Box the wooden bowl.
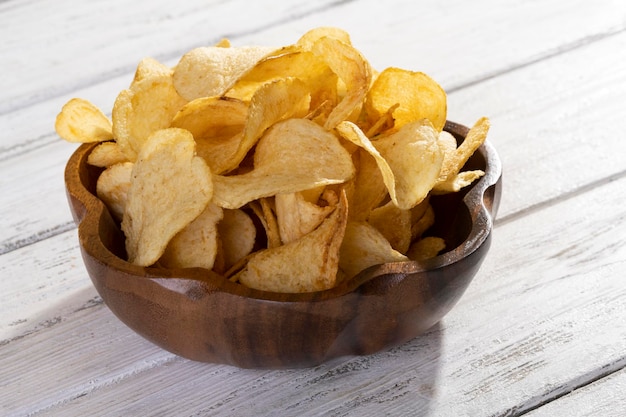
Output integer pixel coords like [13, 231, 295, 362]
[65, 121, 502, 369]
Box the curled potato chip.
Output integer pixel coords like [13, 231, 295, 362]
[55, 98, 113, 143]
[122, 128, 213, 266]
[96, 162, 133, 221]
[172, 45, 275, 101]
[160, 203, 223, 270]
[212, 118, 354, 209]
[224, 77, 311, 172]
[364, 67, 447, 132]
[339, 221, 408, 279]
[309, 37, 372, 130]
[367, 201, 413, 254]
[87, 141, 129, 168]
[236, 190, 348, 293]
[133, 57, 173, 83]
[171, 96, 248, 140]
[346, 148, 389, 221]
[296, 26, 352, 49]
[217, 209, 257, 271]
[337, 119, 443, 210]
[112, 74, 187, 161]
[275, 190, 336, 244]
[434, 117, 489, 192]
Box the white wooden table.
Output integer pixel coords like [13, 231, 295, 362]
[2, 1, 626, 415]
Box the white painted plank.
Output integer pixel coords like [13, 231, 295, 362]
[2, 0, 625, 115]
[525, 368, 626, 417]
[2, 161, 625, 417]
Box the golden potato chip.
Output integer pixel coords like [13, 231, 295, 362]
[87, 141, 129, 168]
[364, 67, 447, 132]
[96, 162, 133, 221]
[224, 77, 311, 172]
[367, 201, 412, 254]
[236, 190, 348, 293]
[55, 98, 113, 143]
[112, 74, 187, 161]
[172, 45, 275, 101]
[407, 236, 446, 261]
[212, 118, 354, 209]
[434, 117, 489, 192]
[226, 49, 339, 116]
[217, 209, 256, 271]
[339, 221, 408, 279]
[310, 36, 372, 130]
[159, 203, 223, 270]
[121, 128, 213, 266]
[275, 190, 336, 244]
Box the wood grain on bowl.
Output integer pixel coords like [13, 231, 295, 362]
[64, 121, 502, 369]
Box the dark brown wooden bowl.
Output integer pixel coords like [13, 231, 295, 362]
[65, 120, 502, 369]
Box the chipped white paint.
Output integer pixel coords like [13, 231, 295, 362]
[2, 0, 626, 416]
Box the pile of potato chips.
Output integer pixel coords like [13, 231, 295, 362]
[55, 27, 489, 293]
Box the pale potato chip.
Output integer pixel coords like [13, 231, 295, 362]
[346, 148, 388, 221]
[411, 202, 435, 240]
[132, 57, 172, 83]
[236, 190, 348, 293]
[121, 128, 213, 266]
[212, 118, 354, 209]
[171, 96, 247, 140]
[172, 45, 275, 101]
[96, 162, 133, 221]
[339, 221, 408, 279]
[364, 67, 447, 132]
[217, 209, 256, 271]
[55, 98, 113, 143]
[337, 119, 443, 210]
[223, 77, 311, 172]
[296, 26, 352, 49]
[87, 141, 129, 168]
[275, 190, 336, 244]
[407, 236, 446, 261]
[367, 201, 412, 254]
[112, 74, 187, 161]
[160, 203, 223, 270]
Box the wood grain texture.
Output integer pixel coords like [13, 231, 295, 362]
[2, 0, 626, 415]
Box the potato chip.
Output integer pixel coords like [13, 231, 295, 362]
[112, 74, 187, 161]
[171, 96, 247, 140]
[339, 221, 408, 279]
[236, 190, 348, 293]
[364, 67, 447, 132]
[172, 45, 275, 101]
[337, 119, 442, 210]
[223, 77, 311, 172]
[296, 26, 352, 49]
[87, 141, 129, 168]
[310, 37, 372, 130]
[407, 236, 446, 261]
[434, 117, 489, 192]
[121, 128, 213, 266]
[346, 148, 389, 221]
[55, 98, 113, 143]
[160, 203, 223, 270]
[367, 201, 413, 254]
[226, 49, 339, 116]
[132, 57, 173, 83]
[96, 162, 133, 221]
[217, 209, 256, 271]
[212, 118, 354, 209]
[275, 190, 336, 244]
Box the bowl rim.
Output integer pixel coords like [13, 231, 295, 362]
[65, 120, 502, 303]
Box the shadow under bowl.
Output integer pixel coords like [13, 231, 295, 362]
[65, 120, 502, 369]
